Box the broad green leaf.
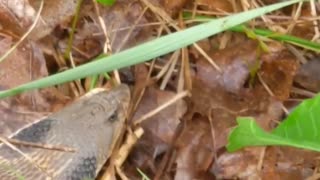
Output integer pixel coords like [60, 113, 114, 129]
[96, 0, 115, 6]
[227, 94, 320, 152]
[272, 94, 320, 140]
[0, 0, 302, 98]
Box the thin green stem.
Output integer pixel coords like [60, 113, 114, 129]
[64, 0, 84, 60]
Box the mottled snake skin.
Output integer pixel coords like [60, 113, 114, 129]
[0, 85, 130, 180]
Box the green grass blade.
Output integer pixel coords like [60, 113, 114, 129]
[227, 94, 320, 152]
[137, 168, 151, 180]
[231, 25, 320, 52]
[96, 0, 116, 6]
[184, 11, 320, 52]
[0, 0, 302, 98]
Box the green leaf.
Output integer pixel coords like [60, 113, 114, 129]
[96, 0, 115, 6]
[272, 94, 320, 140]
[227, 94, 320, 152]
[0, 0, 302, 98]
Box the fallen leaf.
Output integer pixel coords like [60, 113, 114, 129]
[0, 36, 67, 135]
[213, 146, 311, 179]
[260, 52, 298, 100]
[99, 1, 151, 52]
[211, 148, 263, 179]
[163, 0, 189, 16]
[0, 0, 25, 36]
[132, 87, 187, 144]
[28, 0, 78, 40]
[294, 58, 320, 92]
[196, 0, 233, 12]
[174, 115, 214, 180]
[195, 41, 259, 94]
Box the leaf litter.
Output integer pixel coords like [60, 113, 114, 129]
[0, 0, 320, 179]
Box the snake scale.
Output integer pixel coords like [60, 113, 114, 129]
[0, 85, 130, 180]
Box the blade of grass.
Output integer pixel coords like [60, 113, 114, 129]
[137, 168, 151, 180]
[64, 0, 83, 60]
[96, 0, 116, 6]
[232, 25, 320, 52]
[89, 54, 111, 90]
[0, 0, 303, 98]
[183, 12, 320, 52]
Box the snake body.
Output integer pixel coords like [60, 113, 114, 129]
[0, 85, 130, 180]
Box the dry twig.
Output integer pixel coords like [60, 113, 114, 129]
[0, 0, 44, 63]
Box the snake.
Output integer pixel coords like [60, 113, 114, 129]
[0, 84, 130, 180]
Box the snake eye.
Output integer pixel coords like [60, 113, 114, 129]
[108, 110, 118, 123]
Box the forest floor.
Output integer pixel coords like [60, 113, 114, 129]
[0, 0, 320, 179]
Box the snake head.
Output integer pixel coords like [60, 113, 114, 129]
[51, 84, 130, 179]
[0, 85, 130, 179]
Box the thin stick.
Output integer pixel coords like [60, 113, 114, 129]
[208, 110, 218, 161]
[92, 0, 120, 84]
[116, 7, 149, 52]
[257, 147, 266, 171]
[309, 0, 320, 41]
[139, 0, 221, 72]
[2, 137, 75, 152]
[291, 87, 316, 98]
[258, 73, 289, 115]
[114, 127, 144, 167]
[92, 0, 112, 54]
[68, 52, 85, 95]
[0, 0, 44, 63]
[129, 25, 166, 119]
[160, 50, 180, 90]
[154, 51, 179, 80]
[0, 137, 52, 178]
[134, 91, 189, 125]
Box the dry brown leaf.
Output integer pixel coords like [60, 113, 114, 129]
[212, 148, 263, 179]
[0, 36, 67, 136]
[123, 86, 187, 179]
[28, 0, 77, 40]
[190, 79, 283, 148]
[195, 41, 259, 94]
[261, 147, 317, 180]
[0, 0, 77, 40]
[99, 1, 150, 52]
[196, 0, 233, 12]
[132, 87, 187, 144]
[52, 1, 151, 67]
[174, 116, 214, 180]
[260, 53, 298, 100]
[123, 130, 165, 179]
[294, 58, 320, 92]
[0, 0, 25, 36]
[212, 147, 312, 179]
[1, 0, 35, 26]
[287, 4, 316, 40]
[163, 0, 189, 16]
[241, 146, 317, 180]
[195, 39, 298, 100]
